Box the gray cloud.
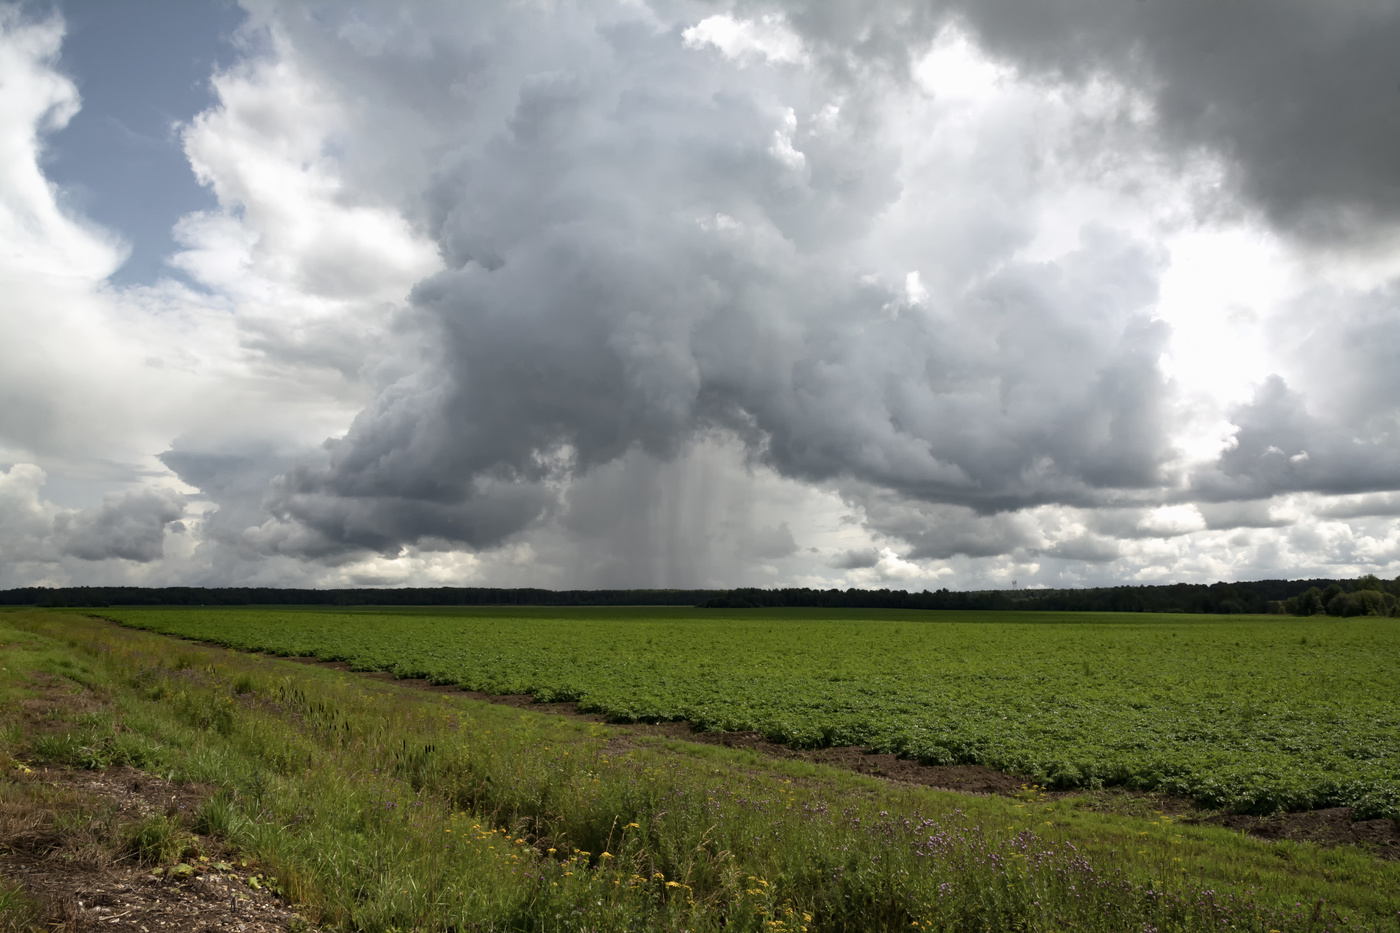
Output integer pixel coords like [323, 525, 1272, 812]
[271, 229, 1172, 554]
[1196, 375, 1400, 501]
[1315, 493, 1400, 520]
[1042, 533, 1120, 564]
[853, 490, 1037, 561]
[54, 488, 185, 562]
[778, 0, 1400, 245]
[829, 547, 880, 569]
[1272, 282, 1400, 437]
[1196, 499, 1291, 531]
[497, 439, 810, 588]
[205, 1, 1183, 562]
[13, 0, 1388, 590]
[159, 444, 319, 572]
[160, 447, 290, 525]
[745, 523, 798, 560]
[1086, 508, 1199, 540]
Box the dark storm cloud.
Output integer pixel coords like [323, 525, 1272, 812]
[54, 488, 184, 562]
[236, 1, 1180, 558]
[267, 468, 554, 557]
[777, 0, 1400, 244]
[164, 439, 549, 559]
[272, 221, 1172, 553]
[161, 447, 287, 517]
[205, 0, 1400, 572]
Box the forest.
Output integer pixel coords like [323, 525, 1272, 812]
[4, 575, 1399, 615]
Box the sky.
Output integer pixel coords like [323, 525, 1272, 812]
[3, 0, 1400, 592]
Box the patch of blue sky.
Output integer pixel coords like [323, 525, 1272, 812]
[43, 0, 246, 286]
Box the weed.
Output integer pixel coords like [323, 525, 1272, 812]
[123, 814, 190, 866]
[31, 733, 112, 770]
[193, 792, 241, 839]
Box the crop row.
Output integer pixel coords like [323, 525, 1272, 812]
[102, 607, 1400, 818]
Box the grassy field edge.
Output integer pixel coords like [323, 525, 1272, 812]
[95, 606, 1400, 822]
[2, 610, 1397, 932]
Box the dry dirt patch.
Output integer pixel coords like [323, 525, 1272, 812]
[1, 766, 311, 933]
[1197, 807, 1400, 856]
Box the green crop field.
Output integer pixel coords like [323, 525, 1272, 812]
[103, 606, 1400, 818]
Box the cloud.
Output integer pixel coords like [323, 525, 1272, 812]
[1042, 533, 1120, 564]
[228, 0, 1178, 560]
[0, 8, 121, 279]
[4, 0, 1400, 592]
[780, 0, 1400, 246]
[1087, 505, 1205, 540]
[1315, 493, 1400, 520]
[745, 522, 798, 560]
[854, 491, 1037, 561]
[0, 463, 60, 565]
[171, 21, 442, 384]
[0, 464, 183, 572]
[1196, 375, 1400, 501]
[55, 488, 186, 562]
[1196, 499, 1292, 531]
[0, 4, 400, 500]
[829, 547, 880, 570]
[683, 13, 808, 67]
[0, 9, 151, 472]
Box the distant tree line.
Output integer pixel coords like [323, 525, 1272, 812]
[2, 577, 1397, 615]
[695, 579, 1385, 615]
[1282, 575, 1400, 617]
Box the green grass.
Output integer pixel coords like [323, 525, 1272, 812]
[103, 606, 1400, 818]
[0, 877, 41, 933]
[123, 812, 196, 866]
[1, 611, 1398, 930]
